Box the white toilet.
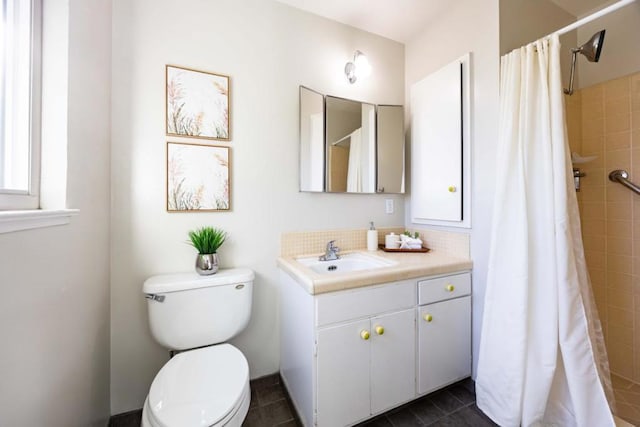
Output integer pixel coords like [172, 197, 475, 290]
[141, 268, 254, 427]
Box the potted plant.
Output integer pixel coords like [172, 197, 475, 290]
[188, 226, 227, 275]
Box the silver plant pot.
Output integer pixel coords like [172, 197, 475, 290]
[195, 253, 219, 275]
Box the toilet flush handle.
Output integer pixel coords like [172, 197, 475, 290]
[145, 294, 165, 303]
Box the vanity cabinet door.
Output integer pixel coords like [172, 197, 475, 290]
[370, 308, 416, 415]
[316, 319, 371, 427]
[418, 296, 471, 395]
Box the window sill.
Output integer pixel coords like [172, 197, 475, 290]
[0, 209, 79, 234]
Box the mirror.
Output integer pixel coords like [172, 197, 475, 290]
[299, 87, 325, 192]
[299, 87, 405, 194]
[376, 105, 404, 193]
[325, 96, 376, 193]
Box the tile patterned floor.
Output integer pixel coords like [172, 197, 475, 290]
[243, 374, 497, 427]
[110, 372, 640, 427]
[613, 374, 640, 426]
[109, 374, 496, 427]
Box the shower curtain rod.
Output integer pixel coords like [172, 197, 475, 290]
[547, 0, 636, 37]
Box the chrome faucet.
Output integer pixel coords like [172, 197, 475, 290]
[319, 240, 340, 261]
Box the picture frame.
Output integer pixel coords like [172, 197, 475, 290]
[167, 142, 230, 212]
[166, 65, 230, 140]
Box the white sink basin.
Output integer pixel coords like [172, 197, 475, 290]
[296, 252, 396, 274]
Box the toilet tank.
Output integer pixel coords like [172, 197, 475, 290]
[143, 268, 254, 350]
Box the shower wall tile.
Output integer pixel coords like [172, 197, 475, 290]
[634, 147, 640, 165]
[607, 220, 632, 239]
[605, 77, 630, 101]
[636, 346, 640, 383]
[606, 183, 633, 203]
[609, 325, 634, 346]
[606, 113, 631, 134]
[610, 343, 634, 379]
[608, 306, 634, 328]
[582, 83, 604, 104]
[582, 218, 606, 234]
[633, 111, 640, 130]
[608, 288, 633, 311]
[607, 253, 633, 275]
[583, 102, 605, 123]
[631, 74, 640, 110]
[607, 202, 632, 221]
[578, 71, 640, 383]
[608, 272, 634, 292]
[606, 149, 632, 170]
[605, 97, 631, 118]
[566, 92, 582, 153]
[606, 131, 631, 151]
[585, 250, 606, 270]
[589, 268, 606, 285]
[581, 201, 605, 219]
[584, 234, 605, 251]
[581, 186, 605, 202]
[585, 168, 606, 186]
[583, 117, 605, 137]
[582, 135, 604, 155]
[607, 237, 632, 256]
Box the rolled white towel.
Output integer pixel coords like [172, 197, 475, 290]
[400, 236, 423, 249]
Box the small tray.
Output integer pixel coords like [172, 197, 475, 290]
[378, 244, 430, 253]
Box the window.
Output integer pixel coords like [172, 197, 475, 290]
[0, 0, 42, 210]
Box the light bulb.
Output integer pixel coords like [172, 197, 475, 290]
[353, 51, 371, 79]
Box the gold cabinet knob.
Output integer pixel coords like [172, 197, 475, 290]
[446, 284, 455, 292]
[360, 330, 370, 340]
[448, 186, 457, 193]
[424, 314, 433, 322]
[375, 325, 384, 335]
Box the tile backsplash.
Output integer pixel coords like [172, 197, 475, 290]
[281, 227, 470, 258]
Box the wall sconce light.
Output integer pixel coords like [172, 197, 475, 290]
[345, 50, 372, 84]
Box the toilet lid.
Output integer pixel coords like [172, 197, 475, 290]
[147, 344, 249, 427]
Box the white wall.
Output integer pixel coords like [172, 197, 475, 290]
[405, 0, 500, 377]
[110, 0, 405, 413]
[0, 0, 111, 426]
[578, 1, 640, 88]
[500, 0, 577, 89]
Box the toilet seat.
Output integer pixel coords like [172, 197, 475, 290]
[144, 344, 250, 427]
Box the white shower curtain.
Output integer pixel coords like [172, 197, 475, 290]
[346, 128, 362, 192]
[476, 34, 615, 426]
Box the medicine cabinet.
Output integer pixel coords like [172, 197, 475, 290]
[299, 86, 405, 194]
[410, 53, 471, 227]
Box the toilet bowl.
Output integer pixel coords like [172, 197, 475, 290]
[142, 269, 255, 427]
[142, 344, 250, 427]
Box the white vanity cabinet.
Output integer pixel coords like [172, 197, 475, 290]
[314, 279, 416, 426]
[317, 308, 416, 426]
[279, 269, 471, 427]
[417, 272, 472, 394]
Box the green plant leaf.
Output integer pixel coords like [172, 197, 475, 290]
[187, 226, 227, 254]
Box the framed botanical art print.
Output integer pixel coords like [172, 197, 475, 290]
[167, 142, 230, 211]
[166, 65, 230, 140]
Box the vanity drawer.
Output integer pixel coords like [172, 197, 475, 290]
[316, 280, 416, 327]
[418, 272, 471, 305]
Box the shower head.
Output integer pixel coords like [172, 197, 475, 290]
[575, 30, 606, 62]
[564, 29, 606, 95]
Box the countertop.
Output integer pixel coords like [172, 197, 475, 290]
[277, 249, 473, 295]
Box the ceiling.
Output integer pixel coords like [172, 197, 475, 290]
[550, 0, 614, 17]
[274, 0, 453, 43]
[276, 0, 614, 44]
